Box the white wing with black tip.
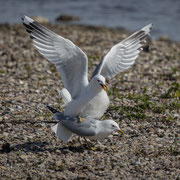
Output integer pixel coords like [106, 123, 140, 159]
[92, 24, 152, 79]
[22, 16, 89, 99]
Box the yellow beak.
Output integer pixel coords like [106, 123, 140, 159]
[100, 84, 107, 91]
[119, 129, 125, 135]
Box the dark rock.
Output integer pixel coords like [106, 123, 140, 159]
[159, 35, 171, 42]
[56, 14, 80, 22]
[1, 143, 12, 153]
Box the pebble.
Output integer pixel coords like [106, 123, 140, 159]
[55, 160, 62, 167]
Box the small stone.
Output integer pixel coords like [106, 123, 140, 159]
[96, 144, 106, 151]
[20, 155, 27, 161]
[55, 160, 62, 167]
[3, 132, 9, 137]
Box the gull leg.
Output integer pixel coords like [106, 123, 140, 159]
[84, 137, 96, 151]
[78, 137, 85, 149]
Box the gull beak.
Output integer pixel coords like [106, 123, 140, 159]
[119, 129, 125, 135]
[100, 84, 107, 91]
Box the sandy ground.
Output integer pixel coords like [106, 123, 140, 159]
[0, 23, 180, 179]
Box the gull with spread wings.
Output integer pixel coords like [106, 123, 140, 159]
[22, 16, 152, 142]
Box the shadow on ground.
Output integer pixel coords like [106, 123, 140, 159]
[0, 141, 87, 154]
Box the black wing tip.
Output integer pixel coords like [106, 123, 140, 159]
[149, 23, 153, 30]
[21, 15, 26, 21]
[142, 23, 153, 34]
[22, 15, 27, 23]
[45, 105, 59, 113]
[21, 15, 34, 24]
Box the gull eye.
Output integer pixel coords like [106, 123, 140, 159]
[111, 124, 116, 128]
[97, 80, 100, 82]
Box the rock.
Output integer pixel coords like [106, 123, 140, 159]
[32, 16, 49, 23]
[20, 155, 28, 161]
[159, 35, 170, 42]
[3, 132, 9, 137]
[55, 160, 62, 167]
[56, 14, 80, 22]
[96, 144, 106, 151]
[1, 143, 12, 153]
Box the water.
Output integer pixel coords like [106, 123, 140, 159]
[0, 0, 180, 41]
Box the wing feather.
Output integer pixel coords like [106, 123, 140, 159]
[22, 16, 89, 99]
[92, 24, 152, 79]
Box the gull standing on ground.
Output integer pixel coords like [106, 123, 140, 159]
[22, 16, 152, 142]
[46, 105, 122, 144]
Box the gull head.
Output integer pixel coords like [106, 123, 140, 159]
[102, 120, 120, 133]
[91, 75, 107, 91]
[99, 120, 124, 136]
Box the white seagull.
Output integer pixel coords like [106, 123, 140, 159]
[22, 16, 152, 142]
[46, 105, 122, 144]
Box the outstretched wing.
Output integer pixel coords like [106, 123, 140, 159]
[22, 16, 89, 99]
[92, 24, 152, 79]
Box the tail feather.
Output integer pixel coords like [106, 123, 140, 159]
[51, 123, 72, 143]
[46, 105, 59, 113]
[46, 104, 73, 143]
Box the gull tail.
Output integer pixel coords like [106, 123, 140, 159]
[46, 105, 72, 143]
[51, 123, 72, 143]
[46, 105, 59, 113]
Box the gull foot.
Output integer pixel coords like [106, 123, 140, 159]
[77, 116, 84, 123]
[90, 146, 97, 151]
[83, 137, 96, 151]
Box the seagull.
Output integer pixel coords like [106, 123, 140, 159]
[22, 16, 152, 142]
[46, 105, 123, 144]
[22, 16, 152, 119]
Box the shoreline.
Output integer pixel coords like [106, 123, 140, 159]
[0, 22, 179, 44]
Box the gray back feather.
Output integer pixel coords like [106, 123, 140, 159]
[53, 112, 97, 136]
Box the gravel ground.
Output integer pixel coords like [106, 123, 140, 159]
[0, 23, 180, 180]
